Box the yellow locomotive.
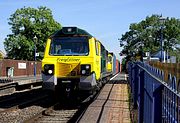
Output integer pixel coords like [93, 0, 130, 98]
[107, 52, 117, 75]
[42, 27, 114, 95]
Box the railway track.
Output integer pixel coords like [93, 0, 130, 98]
[0, 94, 49, 114]
[0, 99, 54, 123]
[0, 89, 96, 123]
[22, 88, 101, 123]
[0, 79, 42, 96]
[0, 79, 109, 123]
[24, 102, 78, 123]
[0, 88, 55, 123]
[0, 82, 17, 96]
[0, 88, 47, 108]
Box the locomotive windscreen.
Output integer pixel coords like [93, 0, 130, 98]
[49, 37, 89, 56]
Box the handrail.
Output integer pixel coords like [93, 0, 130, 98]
[128, 61, 179, 123]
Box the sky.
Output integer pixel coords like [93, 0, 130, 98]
[0, 0, 180, 61]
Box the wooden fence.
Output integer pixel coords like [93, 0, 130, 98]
[149, 61, 180, 83]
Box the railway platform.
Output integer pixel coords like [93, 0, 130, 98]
[0, 75, 42, 84]
[79, 73, 131, 123]
[0, 75, 42, 96]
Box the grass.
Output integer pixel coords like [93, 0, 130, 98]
[127, 84, 138, 123]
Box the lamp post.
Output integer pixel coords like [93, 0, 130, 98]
[140, 43, 144, 62]
[33, 35, 37, 78]
[159, 17, 166, 62]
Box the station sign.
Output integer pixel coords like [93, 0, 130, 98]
[18, 63, 26, 69]
[36, 53, 39, 57]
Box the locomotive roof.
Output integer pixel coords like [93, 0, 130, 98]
[51, 27, 93, 38]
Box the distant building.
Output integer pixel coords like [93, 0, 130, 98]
[150, 50, 176, 63]
[170, 56, 176, 63]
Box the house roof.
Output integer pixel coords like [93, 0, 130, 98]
[151, 50, 169, 59]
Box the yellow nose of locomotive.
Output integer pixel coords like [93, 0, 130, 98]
[57, 62, 80, 77]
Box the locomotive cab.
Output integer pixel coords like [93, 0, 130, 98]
[107, 53, 113, 73]
[42, 27, 102, 94]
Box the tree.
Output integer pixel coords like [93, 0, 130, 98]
[119, 15, 180, 61]
[4, 6, 61, 60]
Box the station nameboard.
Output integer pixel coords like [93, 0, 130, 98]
[18, 63, 26, 69]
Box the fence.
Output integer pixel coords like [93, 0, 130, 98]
[128, 62, 180, 123]
[149, 61, 180, 83]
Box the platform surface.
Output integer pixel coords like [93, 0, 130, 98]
[79, 73, 130, 123]
[0, 75, 42, 85]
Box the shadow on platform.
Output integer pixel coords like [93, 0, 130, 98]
[108, 80, 128, 84]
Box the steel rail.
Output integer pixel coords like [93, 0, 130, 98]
[0, 94, 49, 114]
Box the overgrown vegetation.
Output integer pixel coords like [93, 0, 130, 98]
[128, 84, 138, 123]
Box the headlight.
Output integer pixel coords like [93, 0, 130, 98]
[82, 70, 86, 75]
[81, 64, 91, 75]
[48, 70, 53, 74]
[85, 65, 90, 69]
[43, 64, 54, 75]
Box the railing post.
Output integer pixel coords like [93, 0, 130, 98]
[138, 68, 144, 123]
[133, 64, 139, 108]
[128, 62, 133, 90]
[153, 84, 164, 123]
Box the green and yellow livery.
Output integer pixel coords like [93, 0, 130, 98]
[42, 27, 114, 94]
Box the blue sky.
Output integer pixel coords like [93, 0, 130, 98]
[0, 0, 180, 60]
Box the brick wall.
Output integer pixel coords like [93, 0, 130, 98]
[0, 59, 42, 77]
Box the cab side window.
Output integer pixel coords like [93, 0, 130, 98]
[108, 56, 112, 63]
[95, 41, 99, 56]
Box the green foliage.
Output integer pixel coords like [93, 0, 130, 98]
[121, 57, 128, 72]
[120, 14, 180, 61]
[4, 6, 61, 60]
[169, 47, 180, 62]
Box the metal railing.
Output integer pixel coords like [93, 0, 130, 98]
[128, 62, 180, 123]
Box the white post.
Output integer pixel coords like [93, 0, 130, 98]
[163, 51, 166, 63]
